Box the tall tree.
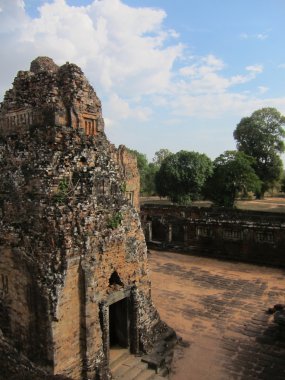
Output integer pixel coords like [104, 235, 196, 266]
[152, 149, 173, 167]
[155, 150, 213, 204]
[233, 107, 285, 197]
[204, 151, 261, 207]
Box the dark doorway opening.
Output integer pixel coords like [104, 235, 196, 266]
[172, 224, 184, 242]
[152, 219, 166, 241]
[109, 298, 129, 348]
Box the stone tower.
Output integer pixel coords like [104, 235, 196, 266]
[0, 57, 172, 379]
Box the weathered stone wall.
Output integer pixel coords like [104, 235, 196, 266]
[141, 204, 285, 267]
[0, 331, 51, 380]
[53, 259, 82, 379]
[0, 248, 31, 348]
[0, 56, 103, 137]
[0, 245, 52, 368]
[0, 58, 166, 380]
[113, 145, 140, 211]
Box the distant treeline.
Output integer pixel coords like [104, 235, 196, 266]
[128, 107, 285, 207]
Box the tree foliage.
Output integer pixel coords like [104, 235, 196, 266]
[152, 148, 173, 167]
[233, 107, 285, 197]
[204, 151, 261, 207]
[143, 162, 159, 195]
[128, 148, 174, 195]
[127, 149, 148, 174]
[155, 150, 213, 204]
[127, 149, 149, 194]
[281, 172, 285, 194]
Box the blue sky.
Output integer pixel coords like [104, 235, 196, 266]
[1, 0, 285, 162]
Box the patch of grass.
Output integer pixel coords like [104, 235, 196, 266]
[120, 182, 127, 193]
[53, 178, 69, 204]
[107, 212, 123, 229]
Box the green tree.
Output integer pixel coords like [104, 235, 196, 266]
[127, 148, 173, 196]
[152, 148, 173, 166]
[144, 162, 159, 195]
[155, 150, 213, 204]
[127, 149, 149, 194]
[138, 149, 173, 196]
[233, 107, 285, 197]
[281, 172, 285, 194]
[204, 151, 261, 207]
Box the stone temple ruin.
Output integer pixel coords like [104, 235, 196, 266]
[0, 57, 174, 379]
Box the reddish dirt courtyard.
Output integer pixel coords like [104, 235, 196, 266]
[149, 250, 285, 380]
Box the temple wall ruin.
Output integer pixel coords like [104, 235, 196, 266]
[0, 109, 43, 135]
[0, 57, 170, 380]
[111, 145, 140, 211]
[0, 57, 103, 137]
[141, 204, 285, 267]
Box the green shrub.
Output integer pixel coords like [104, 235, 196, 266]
[53, 178, 69, 204]
[107, 212, 123, 229]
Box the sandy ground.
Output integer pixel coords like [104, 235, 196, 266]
[149, 250, 285, 380]
[237, 197, 285, 213]
[141, 197, 285, 213]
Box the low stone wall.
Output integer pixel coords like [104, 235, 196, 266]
[140, 204, 285, 267]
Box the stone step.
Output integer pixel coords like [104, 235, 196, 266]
[110, 348, 129, 370]
[112, 355, 143, 378]
[120, 362, 149, 380]
[141, 353, 164, 372]
[133, 369, 157, 380]
[134, 369, 166, 380]
[110, 349, 168, 380]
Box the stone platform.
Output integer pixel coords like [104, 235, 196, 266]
[149, 250, 285, 380]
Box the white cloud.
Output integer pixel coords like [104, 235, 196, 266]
[246, 64, 263, 73]
[169, 91, 285, 120]
[105, 94, 152, 123]
[153, 58, 274, 120]
[239, 32, 269, 40]
[177, 56, 263, 99]
[0, 0, 183, 98]
[201, 54, 225, 70]
[256, 33, 268, 40]
[179, 54, 225, 77]
[258, 86, 268, 94]
[278, 63, 285, 69]
[0, 0, 28, 32]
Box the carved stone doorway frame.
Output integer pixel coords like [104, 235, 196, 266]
[99, 286, 140, 368]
